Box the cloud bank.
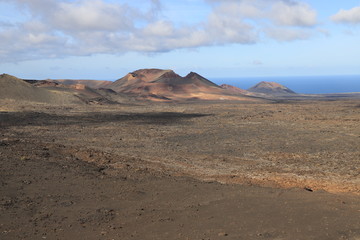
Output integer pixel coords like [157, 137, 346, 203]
[331, 6, 360, 24]
[0, 0, 319, 62]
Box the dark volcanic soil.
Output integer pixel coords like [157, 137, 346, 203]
[1, 99, 360, 239]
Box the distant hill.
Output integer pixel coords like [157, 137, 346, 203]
[248, 81, 296, 95]
[109, 69, 217, 93]
[0, 74, 81, 104]
[109, 69, 256, 101]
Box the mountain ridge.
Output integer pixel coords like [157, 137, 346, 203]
[1, 70, 303, 103]
[108, 69, 254, 101]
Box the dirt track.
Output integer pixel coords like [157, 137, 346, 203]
[1, 99, 360, 239]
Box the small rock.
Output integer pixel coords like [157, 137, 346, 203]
[218, 232, 228, 236]
[22, 180, 32, 185]
[20, 156, 30, 161]
[0, 141, 9, 146]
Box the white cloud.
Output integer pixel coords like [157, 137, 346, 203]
[317, 28, 330, 37]
[51, 0, 134, 32]
[331, 6, 360, 24]
[206, 9, 257, 44]
[265, 27, 311, 42]
[142, 21, 174, 37]
[206, 0, 318, 27]
[205, 0, 317, 43]
[270, 1, 317, 27]
[209, 1, 264, 19]
[0, 0, 319, 63]
[0, 25, 66, 62]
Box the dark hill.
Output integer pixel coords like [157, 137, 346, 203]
[0, 74, 81, 104]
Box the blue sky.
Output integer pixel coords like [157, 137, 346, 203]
[0, 0, 359, 80]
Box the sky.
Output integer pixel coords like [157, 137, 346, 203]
[0, 0, 359, 80]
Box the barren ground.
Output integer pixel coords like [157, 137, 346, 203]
[1, 99, 359, 239]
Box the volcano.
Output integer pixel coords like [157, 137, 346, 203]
[109, 69, 254, 101]
[248, 81, 296, 95]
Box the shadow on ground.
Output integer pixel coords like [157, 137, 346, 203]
[0, 111, 212, 127]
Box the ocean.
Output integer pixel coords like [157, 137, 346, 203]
[210, 75, 360, 94]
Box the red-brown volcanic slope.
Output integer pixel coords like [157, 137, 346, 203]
[220, 84, 249, 95]
[109, 69, 258, 101]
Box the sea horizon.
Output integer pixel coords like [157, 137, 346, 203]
[210, 74, 360, 94]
